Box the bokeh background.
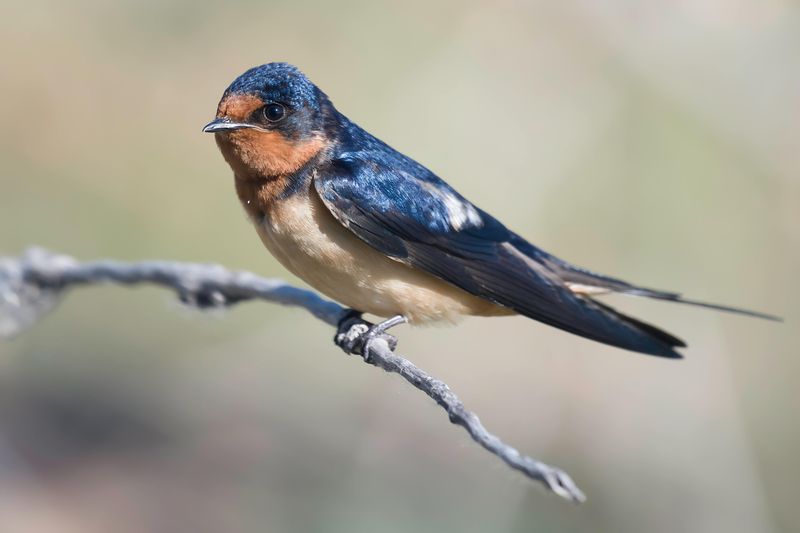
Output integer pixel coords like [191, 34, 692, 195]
[1, 1, 798, 532]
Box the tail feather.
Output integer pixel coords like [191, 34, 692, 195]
[622, 289, 782, 321]
[538, 254, 781, 322]
[504, 235, 781, 359]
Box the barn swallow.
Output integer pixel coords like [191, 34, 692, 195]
[203, 62, 778, 359]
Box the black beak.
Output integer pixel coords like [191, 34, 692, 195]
[202, 118, 254, 133]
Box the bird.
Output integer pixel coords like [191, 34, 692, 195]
[203, 62, 778, 359]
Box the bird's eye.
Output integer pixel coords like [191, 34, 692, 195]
[262, 103, 286, 122]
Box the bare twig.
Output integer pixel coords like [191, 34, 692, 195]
[0, 247, 585, 502]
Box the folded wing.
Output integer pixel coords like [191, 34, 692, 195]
[315, 156, 686, 358]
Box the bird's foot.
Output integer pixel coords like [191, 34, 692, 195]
[359, 315, 407, 362]
[334, 310, 407, 362]
[334, 309, 369, 354]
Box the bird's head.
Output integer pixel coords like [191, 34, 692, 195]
[204, 63, 330, 179]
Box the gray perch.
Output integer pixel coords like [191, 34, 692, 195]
[0, 247, 585, 502]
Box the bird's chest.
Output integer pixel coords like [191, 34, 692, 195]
[249, 184, 379, 305]
[256, 190, 354, 273]
[233, 175, 341, 270]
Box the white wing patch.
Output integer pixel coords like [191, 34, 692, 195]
[418, 180, 483, 231]
[441, 192, 483, 230]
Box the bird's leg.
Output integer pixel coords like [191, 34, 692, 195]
[334, 310, 406, 362]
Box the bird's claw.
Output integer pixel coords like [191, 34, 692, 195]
[334, 311, 404, 362]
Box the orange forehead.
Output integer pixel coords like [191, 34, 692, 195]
[216, 93, 264, 121]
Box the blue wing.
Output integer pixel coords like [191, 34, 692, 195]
[314, 154, 685, 358]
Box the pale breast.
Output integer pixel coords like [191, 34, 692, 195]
[253, 187, 512, 323]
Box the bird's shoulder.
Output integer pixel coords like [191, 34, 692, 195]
[319, 122, 502, 238]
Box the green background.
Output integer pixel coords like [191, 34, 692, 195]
[1, 1, 798, 532]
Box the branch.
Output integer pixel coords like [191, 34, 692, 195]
[0, 247, 585, 502]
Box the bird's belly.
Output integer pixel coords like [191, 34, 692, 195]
[253, 189, 512, 323]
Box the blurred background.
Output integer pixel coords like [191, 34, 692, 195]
[1, 0, 798, 531]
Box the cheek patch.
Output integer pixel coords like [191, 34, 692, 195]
[218, 129, 327, 179]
